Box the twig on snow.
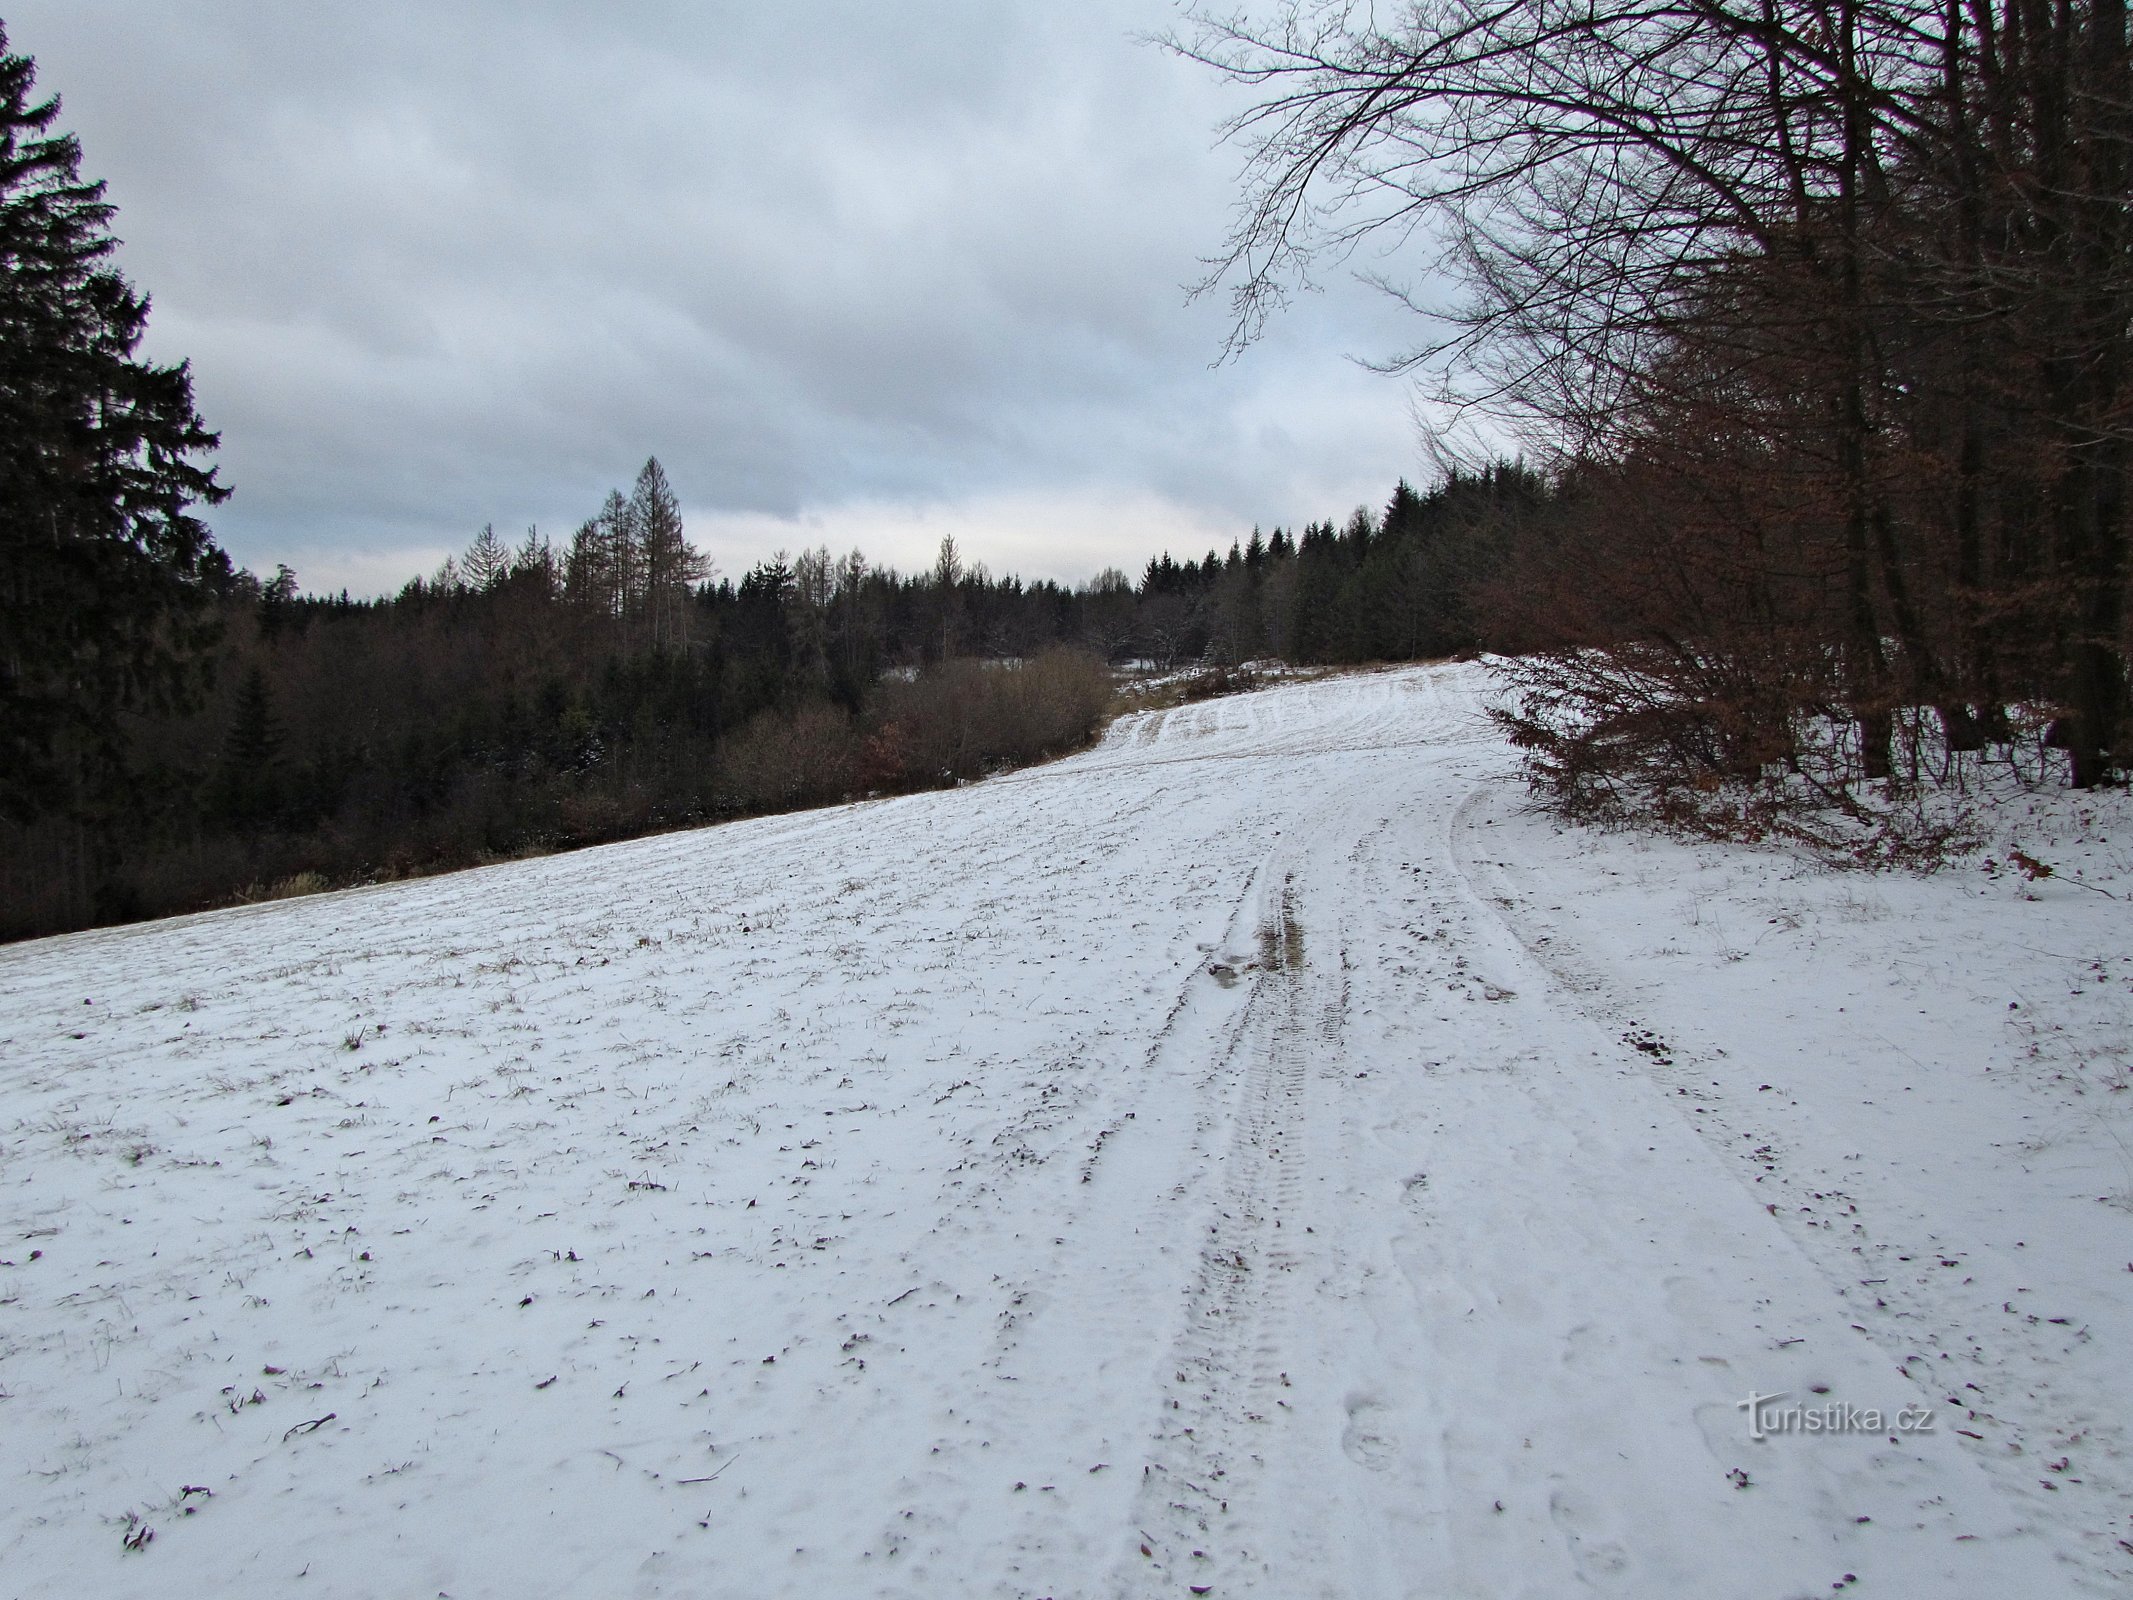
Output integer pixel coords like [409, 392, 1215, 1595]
[678, 1451, 743, 1486]
[282, 1412, 336, 1442]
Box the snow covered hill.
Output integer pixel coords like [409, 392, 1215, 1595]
[3, 665, 2128, 1598]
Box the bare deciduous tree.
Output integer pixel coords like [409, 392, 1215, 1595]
[1176, 0, 2131, 790]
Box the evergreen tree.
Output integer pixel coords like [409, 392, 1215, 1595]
[563, 515, 611, 613]
[509, 525, 558, 599]
[0, 28, 230, 822]
[210, 665, 282, 828]
[1289, 522, 1345, 662]
[258, 563, 300, 638]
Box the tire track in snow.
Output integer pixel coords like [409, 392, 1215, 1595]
[1114, 859, 1318, 1596]
[868, 856, 1279, 1596]
[1443, 757, 2133, 1592]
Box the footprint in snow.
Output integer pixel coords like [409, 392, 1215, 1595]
[1341, 1396, 1398, 1471]
[1549, 1486, 1632, 1582]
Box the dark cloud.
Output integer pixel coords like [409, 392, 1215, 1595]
[8, 1, 1426, 590]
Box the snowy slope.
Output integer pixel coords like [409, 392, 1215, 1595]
[1, 665, 2125, 1598]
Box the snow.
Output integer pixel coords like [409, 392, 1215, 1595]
[2, 664, 2126, 1597]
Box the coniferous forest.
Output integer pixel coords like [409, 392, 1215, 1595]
[2, 446, 1552, 941]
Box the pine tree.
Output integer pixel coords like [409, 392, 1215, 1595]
[563, 516, 611, 613]
[0, 28, 230, 822]
[511, 525, 557, 597]
[210, 665, 282, 829]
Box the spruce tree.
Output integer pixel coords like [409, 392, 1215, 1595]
[210, 664, 281, 829]
[0, 27, 229, 822]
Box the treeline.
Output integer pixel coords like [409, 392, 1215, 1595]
[1134, 463, 1554, 666]
[3, 447, 1555, 942]
[2, 460, 1110, 940]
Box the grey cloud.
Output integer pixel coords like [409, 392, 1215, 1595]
[9, 1, 1424, 589]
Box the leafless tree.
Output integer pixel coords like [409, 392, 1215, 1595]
[1175, 0, 2131, 788]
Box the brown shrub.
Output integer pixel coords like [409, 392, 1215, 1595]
[871, 649, 1111, 785]
[719, 701, 859, 813]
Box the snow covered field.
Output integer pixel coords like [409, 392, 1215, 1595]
[3, 664, 2129, 1598]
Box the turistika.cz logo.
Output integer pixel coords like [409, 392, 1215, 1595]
[1737, 1390, 1937, 1441]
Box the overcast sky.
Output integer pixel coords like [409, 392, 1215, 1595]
[10, 1, 1430, 595]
